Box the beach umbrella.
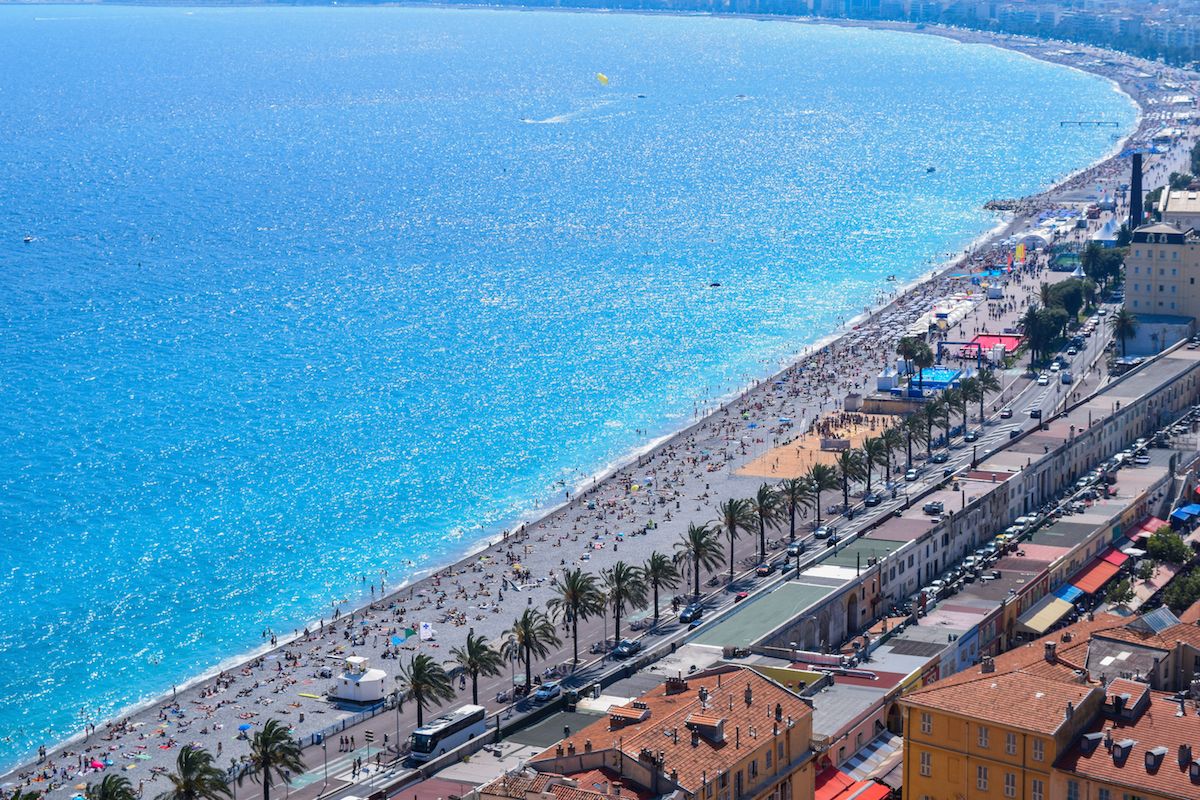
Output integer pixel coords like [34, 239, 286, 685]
[238, 723, 252, 731]
[90, 760, 105, 769]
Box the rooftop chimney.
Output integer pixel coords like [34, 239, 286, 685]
[1131, 152, 1144, 228]
[981, 656, 995, 674]
[1045, 641, 1057, 663]
[775, 702, 783, 722]
[745, 683, 753, 707]
[1179, 744, 1192, 767]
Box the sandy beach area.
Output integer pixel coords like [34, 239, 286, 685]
[4, 16, 1195, 800]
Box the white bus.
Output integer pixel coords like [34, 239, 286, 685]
[408, 704, 487, 762]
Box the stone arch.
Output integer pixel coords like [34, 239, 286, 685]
[846, 592, 860, 637]
[803, 616, 820, 652]
[818, 611, 832, 654]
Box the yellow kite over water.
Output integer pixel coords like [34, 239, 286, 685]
[596, 72, 609, 86]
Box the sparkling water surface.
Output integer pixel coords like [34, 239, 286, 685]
[0, 5, 1134, 767]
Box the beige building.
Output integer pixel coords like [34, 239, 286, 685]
[1162, 188, 1200, 232]
[1124, 223, 1200, 353]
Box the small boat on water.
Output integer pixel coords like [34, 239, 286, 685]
[710, 281, 722, 288]
[925, 166, 936, 173]
[23, 235, 33, 243]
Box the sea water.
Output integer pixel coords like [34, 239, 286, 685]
[0, 5, 1134, 768]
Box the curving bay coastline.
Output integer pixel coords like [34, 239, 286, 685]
[0, 11, 1175, 796]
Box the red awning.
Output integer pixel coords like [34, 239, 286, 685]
[1101, 546, 1129, 566]
[1072, 557, 1122, 594]
[815, 769, 892, 800]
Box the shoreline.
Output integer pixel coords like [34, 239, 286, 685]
[1, 10, 1177, 788]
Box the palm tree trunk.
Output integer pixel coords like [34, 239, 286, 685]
[263, 766, 270, 800]
[815, 490, 823, 527]
[906, 430, 913, 468]
[728, 533, 735, 580]
[416, 691, 424, 728]
[758, 518, 765, 563]
[693, 554, 700, 598]
[652, 582, 660, 623]
[788, 503, 796, 542]
[472, 671, 479, 706]
[572, 615, 579, 667]
[842, 477, 849, 510]
[865, 462, 873, 493]
[614, 603, 622, 641]
[524, 645, 532, 692]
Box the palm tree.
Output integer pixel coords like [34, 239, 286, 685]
[238, 720, 303, 800]
[87, 775, 137, 800]
[942, 387, 963, 440]
[749, 482, 784, 562]
[861, 436, 888, 494]
[911, 340, 935, 393]
[923, 397, 945, 458]
[643, 551, 680, 624]
[900, 413, 924, 469]
[547, 568, 604, 668]
[778, 476, 813, 542]
[834, 449, 866, 510]
[1021, 304, 1043, 366]
[714, 498, 757, 579]
[975, 368, 1001, 423]
[507, 609, 561, 693]
[1109, 307, 1138, 356]
[156, 746, 230, 800]
[399, 653, 456, 727]
[806, 463, 839, 528]
[958, 376, 979, 430]
[881, 425, 904, 483]
[896, 336, 920, 369]
[451, 631, 505, 705]
[1038, 281, 1056, 309]
[603, 561, 648, 641]
[673, 523, 725, 598]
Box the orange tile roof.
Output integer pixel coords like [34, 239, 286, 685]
[1179, 598, 1200, 625]
[1105, 677, 1150, 708]
[902, 669, 1098, 735]
[532, 666, 812, 793]
[1056, 690, 1200, 799]
[608, 705, 650, 721]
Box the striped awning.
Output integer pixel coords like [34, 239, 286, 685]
[1018, 595, 1074, 635]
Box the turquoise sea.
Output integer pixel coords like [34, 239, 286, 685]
[0, 5, 1134, 768]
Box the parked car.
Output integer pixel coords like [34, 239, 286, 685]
[1030, 408, 1043, 420]
[534, 681, 562, 702]
[864, 492, 883, 507]
[964, 430, 979, 443]
[679, 603, 704, 623]
[904, 469, 920, 482]
[787, 541, 807, 557]
[756, 562, 775, 577]
[1067, 347, 1078, 356]
[1133, 454, 1152, 465]
[813, 526, 834, 539]
[931, 452, 949, 464]
[1050, 362, 1061, 373]
[923, 500, 945, 515]
[1037, 374, 1050, 386]
[734, 591, 750, 603]
[1000, 407, 1013, 419]
[612, 639, 642, 659]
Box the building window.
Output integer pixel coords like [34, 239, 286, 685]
[920, 712, 932, 734]
[1033, 738, 1044, 761]
[920, 750, 931, 777]
[1032, 778, 1045, 800]
[977, 765, 988, 791]
[1005, 731, 1016, 754]
[749, 760, 758, 780]
[766, 748, 772, 769]
[1098, 789, 1110, 800]
[978, 725, 989, 748]
[1005, 772, 1017, 798]
[1067, 780, 1080, 800]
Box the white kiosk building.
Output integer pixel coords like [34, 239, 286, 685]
[329, 656, 387, 704]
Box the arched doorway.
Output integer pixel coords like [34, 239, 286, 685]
[846, 593, 859, 636]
